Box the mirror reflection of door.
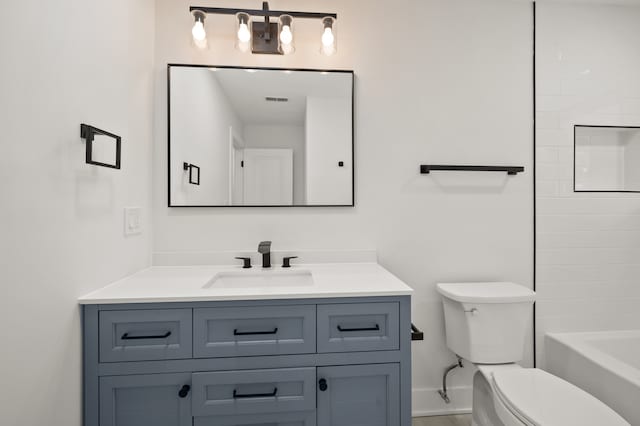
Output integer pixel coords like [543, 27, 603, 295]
[243, 149, 293, 205]
[229, 127, 245, 205]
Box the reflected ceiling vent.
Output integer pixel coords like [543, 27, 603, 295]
[265, 97, 289, 102]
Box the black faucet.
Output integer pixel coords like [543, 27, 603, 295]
[258, 241, 272, 268]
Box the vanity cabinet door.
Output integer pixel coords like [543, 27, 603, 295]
[317, 364, 400, 426]
[99, 373, 192, 426]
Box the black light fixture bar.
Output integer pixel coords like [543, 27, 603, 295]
[420, 165, 525, 175]
[189, 5, 337, 19]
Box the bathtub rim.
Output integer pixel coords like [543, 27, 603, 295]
[546, 330, 640, 389]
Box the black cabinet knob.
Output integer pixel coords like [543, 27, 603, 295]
[235, 257, 252, 269]
[282, 256, 298, 268]
[178, 385, 191, 398]
[318, 378, 328, 392]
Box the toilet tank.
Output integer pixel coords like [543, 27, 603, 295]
[436, 282, 535, 364]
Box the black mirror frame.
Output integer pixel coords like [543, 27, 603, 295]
[167, 64, 355, 208]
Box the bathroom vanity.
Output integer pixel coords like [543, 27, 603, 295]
[80, 263, 413, 426]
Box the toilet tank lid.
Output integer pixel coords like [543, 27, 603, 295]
[436, 282, 535, 303]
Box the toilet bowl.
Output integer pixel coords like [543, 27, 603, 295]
[472, 364, 628, 426]
[436, 282, 629, 426]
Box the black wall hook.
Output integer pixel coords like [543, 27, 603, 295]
[80, 124, 122, 169]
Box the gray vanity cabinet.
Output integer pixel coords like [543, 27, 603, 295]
[99, 373, 192, 426]
[317, 364, 400, 426]
[83, 297, 411, 426]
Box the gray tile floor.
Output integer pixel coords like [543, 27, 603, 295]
[412, 414, 472, 426]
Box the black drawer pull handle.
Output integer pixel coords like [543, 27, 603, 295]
[121, 331, 172, 340]
[233, 327, 278, 336]
[233, 388, 278, 399]
[337, 324, 380, 332]
[178, 385, 190, 398]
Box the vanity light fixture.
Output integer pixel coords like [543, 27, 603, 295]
[191, 10, 207, 49]
[235, 12, 252, 52]
[320, 17, 337, 56]
[278, 14, 294, 55]
[189, 2, 337, 55]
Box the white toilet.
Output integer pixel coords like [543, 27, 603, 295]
[436, 282, 629, 426]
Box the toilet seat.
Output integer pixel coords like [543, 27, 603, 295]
[487, 367, 629, 426]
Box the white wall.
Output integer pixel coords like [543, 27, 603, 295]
[153, 0, 533, 415]
[244, 124, 306, 204]
[535, 2, 640, 366]
[0, 0, 155, 425]
[305, 97, 352, 205]
[170, 68, 244, 205]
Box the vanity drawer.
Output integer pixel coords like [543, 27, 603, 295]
[193, 305, 316, 358]
[191, 367, 316, 417]
[194, 411, 316, 426]
[99, 309, 192, 362]
[317, 302, 400, 353]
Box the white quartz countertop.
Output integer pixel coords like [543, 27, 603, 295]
[78, 263, 413, 304]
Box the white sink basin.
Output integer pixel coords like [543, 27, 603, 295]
[204, 269, 314, 289]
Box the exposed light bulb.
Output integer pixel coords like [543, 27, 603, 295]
[192, 21, 206, 42]
[237, 23, 251, 43]
[320, 17, 336, 56]
[321, 27, 334, 47]
[280, 25, 293, 45]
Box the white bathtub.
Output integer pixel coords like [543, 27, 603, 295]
[546, 330, 640, 426]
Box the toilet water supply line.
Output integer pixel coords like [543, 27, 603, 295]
[438, 355, 464, 403]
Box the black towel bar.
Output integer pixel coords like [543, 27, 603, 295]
[420, 165, 524, 175]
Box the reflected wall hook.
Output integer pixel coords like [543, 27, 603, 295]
[183, 162, 200, 185]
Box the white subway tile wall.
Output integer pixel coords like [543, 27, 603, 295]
[535, 2, 640, 366]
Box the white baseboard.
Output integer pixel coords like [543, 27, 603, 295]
[412, 386, 472, 417]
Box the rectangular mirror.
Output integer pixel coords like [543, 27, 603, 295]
[168, 65, 354, 207]
[575, 125, 640, 192]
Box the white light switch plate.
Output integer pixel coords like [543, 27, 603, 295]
[124, 207, 142, 236]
